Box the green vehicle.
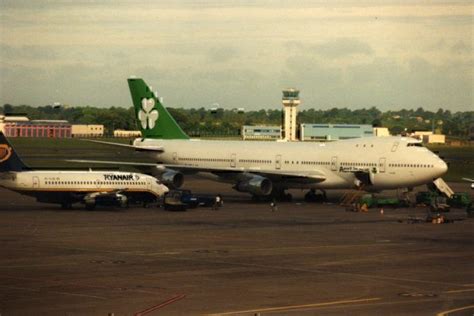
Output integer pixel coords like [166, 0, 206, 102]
[359, 194, 409, 208]
[447, 193, 472, 208]
[416, 191, 439, 205]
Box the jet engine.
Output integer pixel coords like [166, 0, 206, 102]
[234, 175, 273, 196]
[157, 170, 184, 188]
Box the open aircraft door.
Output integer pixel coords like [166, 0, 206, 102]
[379, 157, 386, 173]
[32, 176, 40, 188]
[275, 155, 281, 170]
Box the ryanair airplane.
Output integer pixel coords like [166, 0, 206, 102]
[0, 133, 168, 209]
[74, 78, 449, 201]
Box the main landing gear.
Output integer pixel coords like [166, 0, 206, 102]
[304, 189, 327, 203]
[251, 187, 292, 202]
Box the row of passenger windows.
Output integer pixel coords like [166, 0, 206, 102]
[179, 157, 232, 163]
[298, 161, 330, 165]
[389, 163, 434, 168]
[239, 159, 272, 164]
[341, 162, 377, 167]
[173, 158, 432, 169]
[44, 181, 146, 185]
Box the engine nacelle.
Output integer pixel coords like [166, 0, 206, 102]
[158, 170, 184, 189]
[235, 176, 273, 196]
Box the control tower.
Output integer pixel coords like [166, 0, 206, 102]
[282, 88, 300, 141]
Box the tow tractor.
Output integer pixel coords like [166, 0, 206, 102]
[163, 190, 215, 211]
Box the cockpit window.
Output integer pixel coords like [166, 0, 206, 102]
[407, 143, 423, 147]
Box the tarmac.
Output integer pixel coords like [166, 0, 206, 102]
[0, 178, 473, 316]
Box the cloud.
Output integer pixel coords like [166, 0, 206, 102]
[0, 1, 472, 111]
[313, 38, 374, 58]
[0, 44, 58, 60]
[207, 46, 239, 63]
[451, 40, 472, 54]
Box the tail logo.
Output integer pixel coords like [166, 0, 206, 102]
[0, 144, 12, 163]
[138, 98, 159, 129]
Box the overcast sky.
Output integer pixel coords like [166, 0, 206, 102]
[0, 0, 472, 111]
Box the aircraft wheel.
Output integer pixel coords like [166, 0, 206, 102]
[304, 191, 315, 202]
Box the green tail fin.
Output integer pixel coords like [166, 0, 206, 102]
[128, 78, 189, 139]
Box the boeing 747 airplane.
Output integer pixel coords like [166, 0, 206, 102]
[0, 133, 168, 209]
[73, 78, 449, 200]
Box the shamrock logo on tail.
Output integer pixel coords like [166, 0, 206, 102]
[138, 98, 159, 129]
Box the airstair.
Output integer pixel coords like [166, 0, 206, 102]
[432, 178, 454, 198]
[340, 188, 366, 207]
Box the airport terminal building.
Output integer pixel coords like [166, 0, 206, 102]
[0, 116, 72, 138]
[300, 123, 374, 141]
[241, 125, 282, 140]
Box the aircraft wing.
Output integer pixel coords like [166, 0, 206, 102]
[67, 159, 162, 168]
[462, 178, 474, 182]
[82, 139, 164, 152]
[154, 164, 327, 183]
[66, 160, 326, 182]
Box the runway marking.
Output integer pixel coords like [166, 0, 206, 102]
[444, 288, 474, 294]
[436, 304, 474, 316]
[207, 297, 381, 315]
[134, 294, 186, 316]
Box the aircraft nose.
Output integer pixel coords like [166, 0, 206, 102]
[435, 159, 448, 177]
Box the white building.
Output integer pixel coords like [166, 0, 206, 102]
[413, 131, 433, 139]
[282, 88, 300, 141]
[373, 127, 390, 137]
[301, 124, 374, 141]
[241, 125, 281, 140]
[71, 125, 104, 137]
[114, 130, 142, 138]
[423, 134, 446, 144]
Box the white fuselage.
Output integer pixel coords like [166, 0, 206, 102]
[134, 136, 448, 190]
[0, 171, 168, 200]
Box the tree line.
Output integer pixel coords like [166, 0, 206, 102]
[1, 104, 473, 138]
